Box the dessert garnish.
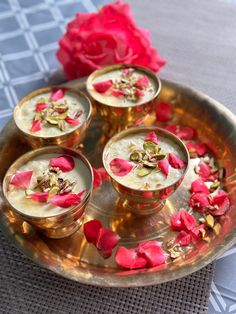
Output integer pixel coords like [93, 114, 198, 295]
[92, 167, 110, 188]
[30, 89, 83, 132]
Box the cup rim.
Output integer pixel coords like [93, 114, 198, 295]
[86, 63, 161, 108]
[2, 146, 94, 220]
[102, 126, 190, 193]
[13, 86, 93, 139]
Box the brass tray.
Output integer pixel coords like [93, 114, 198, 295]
[0, 78, 235, 287]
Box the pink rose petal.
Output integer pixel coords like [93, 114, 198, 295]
[135, 76, 149, 89]
[51, 191, 84, 208]
[51, 88, 64, 101]
[190, 179, 209, 194]
[158, 159, 169, 176]
[191, 224, 206, 241]
[92, 80, 113, 93]
[30, 191, 49, 203]
[189, 192, 210, 212]
[168, 153, 185, 169]
[155, 102, 172, 122]
[96, 227, 120, 259]
[10, 170, 33, 189]
[165, 124, 178, 135]
[144, 131, 158, 144]
[198, 162, 211, 180]
[31, 120, 42, 132]
[65, 116, 80, 126]
[209, 190, 230, 216]
[170, 212, 184, 231]
[111, 89, 125, 97]
[177, 127, 196, 141]
[109, 158, 134, 177]
[180, 210, 196, 231]
[93, 167, 110, 189]
[122, 68, 135, 76]
[49, 155, 75, 172]
[137, 241, 167, 267]
[175, 230, 192, 246]
[135, 88, 145, 97]
[35, 103, 48, 112]
[84, 219, 102, 245]
[115, 247, 147, 269]
[186, 141, 208, 157]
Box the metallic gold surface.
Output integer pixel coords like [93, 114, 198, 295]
[0, 79, 236, 287]
[2, 146, 93, 239]
[103, 126, 189, 215]
[86, 64, 161, 137]
[14, 86, 92, 149]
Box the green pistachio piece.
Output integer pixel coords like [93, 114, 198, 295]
[142, 160, 157, 168]
[205, 214, 215, 229]
[47, 186, 59, 201]
[58, 120, 66, 131]
[55, 112, 68, 120]
[143, 141, 159, 153]
[209, 181, 220, 193]
[130, 150, 142, 162]
[213, 223, 221, 235]
[137, 167, 152, 177]
[46, 117, 59, 125]
[34, 112, 42, 121]
[25, 189, 34, 198]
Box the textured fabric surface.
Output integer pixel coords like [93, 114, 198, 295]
[0, 0, 236, 313]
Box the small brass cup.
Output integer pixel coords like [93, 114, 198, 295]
[86, 64, 161, 137]
[14, 86, 92, 149]
[103, 127, 189, 215]
[3, 146, 93, 238]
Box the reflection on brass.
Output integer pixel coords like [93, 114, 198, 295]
[14, 86, 92, 149]
[2, 146, 93, 238]
[86, 64, 161, 137]
[0, 78, 235, 287]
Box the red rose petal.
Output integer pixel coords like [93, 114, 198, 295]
[175, 230, 192, 246]
[93, 167, 110, 189]
[177, 127, 196, 141]
[109, 158, 134, 177]
[158, 159, 169, 176]
[165, 124, 178, 135]
[180, 210, 196, 231]
[135, 88, 145, 98]
[51, 88, 64, 101]
[96, 227, 120, 259]
[191, 224, 206, 240]
[135, 76, 149, 89]
[189, 192, 210, 212]
[92, 80, 113, 93]
[35, 103, 48, 112]
[115, 247, 147, 269]
[144, 131, 158, 144]
[84, 219, 102, 245]
[155, 102, 172, 122]
[170, 212, 184, 231]
[186, 141, 208, 157]
[209, 190, 230, 216]
[65, 116, 80, 126]
[31, 120, 42, 132]
[51, 191, 84, 208]
[137, 241, 166, 267]
[30, 191, 49, 203]
[191, 179, 209, 194]
[122, 68, 135, 76]
[10, 170, 33, 189]
[111, 89, 125, 97]
[168, 153, 185, 169]
[198, 162, 211, 179]
[49, 155, 75, 172]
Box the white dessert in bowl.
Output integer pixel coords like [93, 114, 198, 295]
[14, 87, 92, 148]
[86, 64, 161, 136]
[3, 146, 93, 238]
[103, 127, 189, 215]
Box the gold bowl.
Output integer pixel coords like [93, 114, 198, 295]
[86, 64, 161, 137]
[14, 86, 92, 149]
[103, 126, 189, 215]
[2, 146, 93, 239]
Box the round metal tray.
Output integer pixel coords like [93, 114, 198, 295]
[0, 78, 235, 287]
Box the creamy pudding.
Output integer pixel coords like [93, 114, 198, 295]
[87, 67, 158, 107]
[104, 131, 186, 190]
[6, 153, 91, 217]
[15, 88, 90, 138]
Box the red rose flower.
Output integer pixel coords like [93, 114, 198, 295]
[57, 1, 166, 79]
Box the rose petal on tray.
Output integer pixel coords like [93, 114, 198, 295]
[49, 155, 75, 172]
[135, 76, 149, 89]
[189, 192, 210, 212]
[191, 224, 206, 241]
[175, 230, 192, 246]
[51, 191, 84, 208]
[84, 219, 102, 245]
[115, 247, 147, 269]
[165, 124, 178, 135]
[109, 158, 134, 177]
[96, 227, 120, 259]
[65, 116, 80, 126]
[180, 210, 196, 231]
[137, 241, 167, 267]
[92, 80, 113, 93]
[144, 131, 158, 144]
[30, 191, 49, 203]
[191, 179, 209, 194]
[155, 102, 172, 122]
[177, 127, 196, 141]
[93, 167, 110, 189]
[158, 159, 169, 176]
[198, 162, 211, 180]
[31, 120, 42, 132]
[168, 153, 185, 169]
[51, 88, 65, 100]
[10, 170, 33, 189]
[35, 103, 48, 112]
[209, 190, 230, 216]
[170, 211, 184, 231]
[186, 141, 208, 157]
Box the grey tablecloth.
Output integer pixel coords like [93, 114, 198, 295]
[0, 0, 236, 313]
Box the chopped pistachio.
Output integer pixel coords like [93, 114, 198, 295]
[209, 181, 220, 193]
[137, 167, 152, 177]
[46, 117, 59, 125]
[130, 150, 143, 162]
[205, 214, 215, 229]
[47, 186, 59, 201]
[142, 160, 157, 168]
[143, 141, 159, 152]
[213, 223, 221, 235]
